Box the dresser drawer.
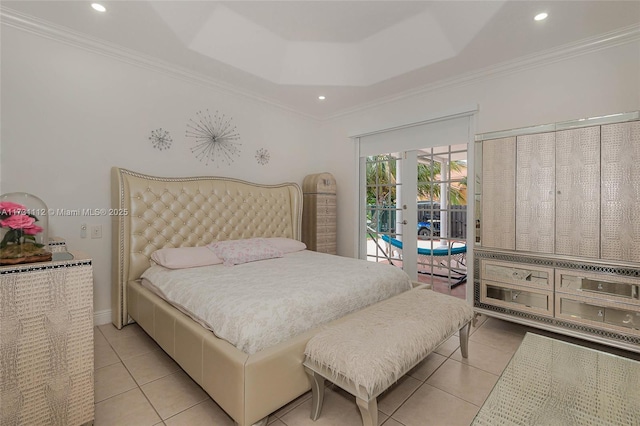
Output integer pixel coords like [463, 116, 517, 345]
[481, 259, 553, 289]
[556, 293, 640, 336]
[556, 269, 640, 305]
[481, 280, 553, 317]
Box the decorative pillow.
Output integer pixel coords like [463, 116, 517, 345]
[151, 246, 222, 269]
[208, 238, 284, 266]
[265, 237, 307, 253]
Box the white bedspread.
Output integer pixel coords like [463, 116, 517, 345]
[140, 250, 412, 354]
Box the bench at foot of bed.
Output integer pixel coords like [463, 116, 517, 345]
[303, 287, 474, 426]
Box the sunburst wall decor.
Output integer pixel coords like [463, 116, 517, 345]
[149, 128, 172, 151]
[185, 109, 241, 167]
[255, 148, 270, 165]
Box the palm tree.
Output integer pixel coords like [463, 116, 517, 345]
[366, 156, 467, 206]
[417, 160, 467, 205]
[366, 155, 397, 206]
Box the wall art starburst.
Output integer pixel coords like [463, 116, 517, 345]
[255, 148, 270, 165]
[185, 109, 241, 167]
[149, 128, 172, 151]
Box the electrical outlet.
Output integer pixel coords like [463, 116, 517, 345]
[80, 223, 87, 238]
[90, 225, 102, 239]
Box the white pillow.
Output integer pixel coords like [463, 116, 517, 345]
[265, 237, 307, 253]
[208, 238, 284, 266]
[151, 246, 222, 269]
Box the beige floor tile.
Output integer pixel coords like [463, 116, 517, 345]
[95, 340, 120, 369]
[279, 386, 387, 426]
[164, 399, 235, 425]
[99, 322, 146, 342]
[377, 375, 422, 415]
[392, 383, 478, 426]
[425, 359, 498, 407]
[95, 362, 138, 403]
[407, 352, 447, 381]
[433, 335, 460, 357]
[269, 420, 286, 426]
[123, 349, 181, 385]
[271, 391, 312, 418]
[450, 340, 514, 376]
[110, 332, 161, 360]
[141, 370, 209, 420]
[95, 327, 109, 346]
[381, 419, 405, 426]
[480, 317, 528, 335]
[469, 325, 525, 354]
[95, 387, 161, 426]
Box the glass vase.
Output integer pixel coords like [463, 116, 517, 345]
[0, 192, 51, 265]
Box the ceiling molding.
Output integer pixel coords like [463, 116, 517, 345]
[0, 7, 320, 121]
[326, 23, 640, 121]
[2, 6, 638, 122]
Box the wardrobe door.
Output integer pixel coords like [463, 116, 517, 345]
[516, 132, 555, 253]
[601, 121, 640, 262]
[555, 126, 601, 257]
[481, 137, 516, 250]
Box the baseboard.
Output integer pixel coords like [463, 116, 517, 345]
[94, 309, 112, 326]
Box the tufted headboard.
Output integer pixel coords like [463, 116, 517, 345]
[110, 167, 302, 328]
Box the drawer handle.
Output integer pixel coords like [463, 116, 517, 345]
[597, 310, 604, 317]
[512, 271, 532, 281]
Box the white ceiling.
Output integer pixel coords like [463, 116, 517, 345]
[3, 1, 640, 119]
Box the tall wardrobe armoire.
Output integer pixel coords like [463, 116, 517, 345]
[474, 111, 640, 353]
[302, 173, 337, 254]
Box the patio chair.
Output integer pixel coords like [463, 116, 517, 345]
[380, 234, 467, 287]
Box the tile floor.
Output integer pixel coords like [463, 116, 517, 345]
[94, 315, 640, 426]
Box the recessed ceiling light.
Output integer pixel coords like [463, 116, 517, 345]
[318, 96, 326, 100]
[534, 12, 548, 21]
[91, 3, 106, 12]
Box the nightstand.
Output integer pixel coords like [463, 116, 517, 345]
[0, 251, 94, 425]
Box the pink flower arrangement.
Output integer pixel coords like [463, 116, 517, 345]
[0, 201, 45, 249]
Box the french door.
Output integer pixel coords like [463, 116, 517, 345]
[355, 111, 474, 297]
[362, 146, 468, 293]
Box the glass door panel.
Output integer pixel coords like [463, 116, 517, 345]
[366, 154, 403, 267]
[415, 144, 468, 297]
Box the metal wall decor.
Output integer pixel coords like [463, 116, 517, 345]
[149, 128, 172, 150]
[255, 148, 270, 165]
[186, 109, 241, 167]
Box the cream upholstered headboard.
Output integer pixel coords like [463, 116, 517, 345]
[110, 167, 302, 328]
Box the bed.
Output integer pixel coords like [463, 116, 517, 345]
[110, 167, 413, 426]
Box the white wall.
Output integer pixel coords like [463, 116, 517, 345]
[1, 26, 322, 321]
[320, 40, 640, 258]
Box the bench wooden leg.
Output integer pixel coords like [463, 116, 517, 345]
[459, 321, 471, 358]
[356, 396, 378, 426]
[304, 367, 326, 420]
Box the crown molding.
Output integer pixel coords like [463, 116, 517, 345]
[326, 23, 640, 121]
[2, 6, 638, 123]
[0, 7, 320, 122]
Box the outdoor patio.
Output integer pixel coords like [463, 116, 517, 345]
[366, 238, 467, 300]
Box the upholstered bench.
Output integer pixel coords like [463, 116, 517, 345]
[303, 287, 474, 426]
